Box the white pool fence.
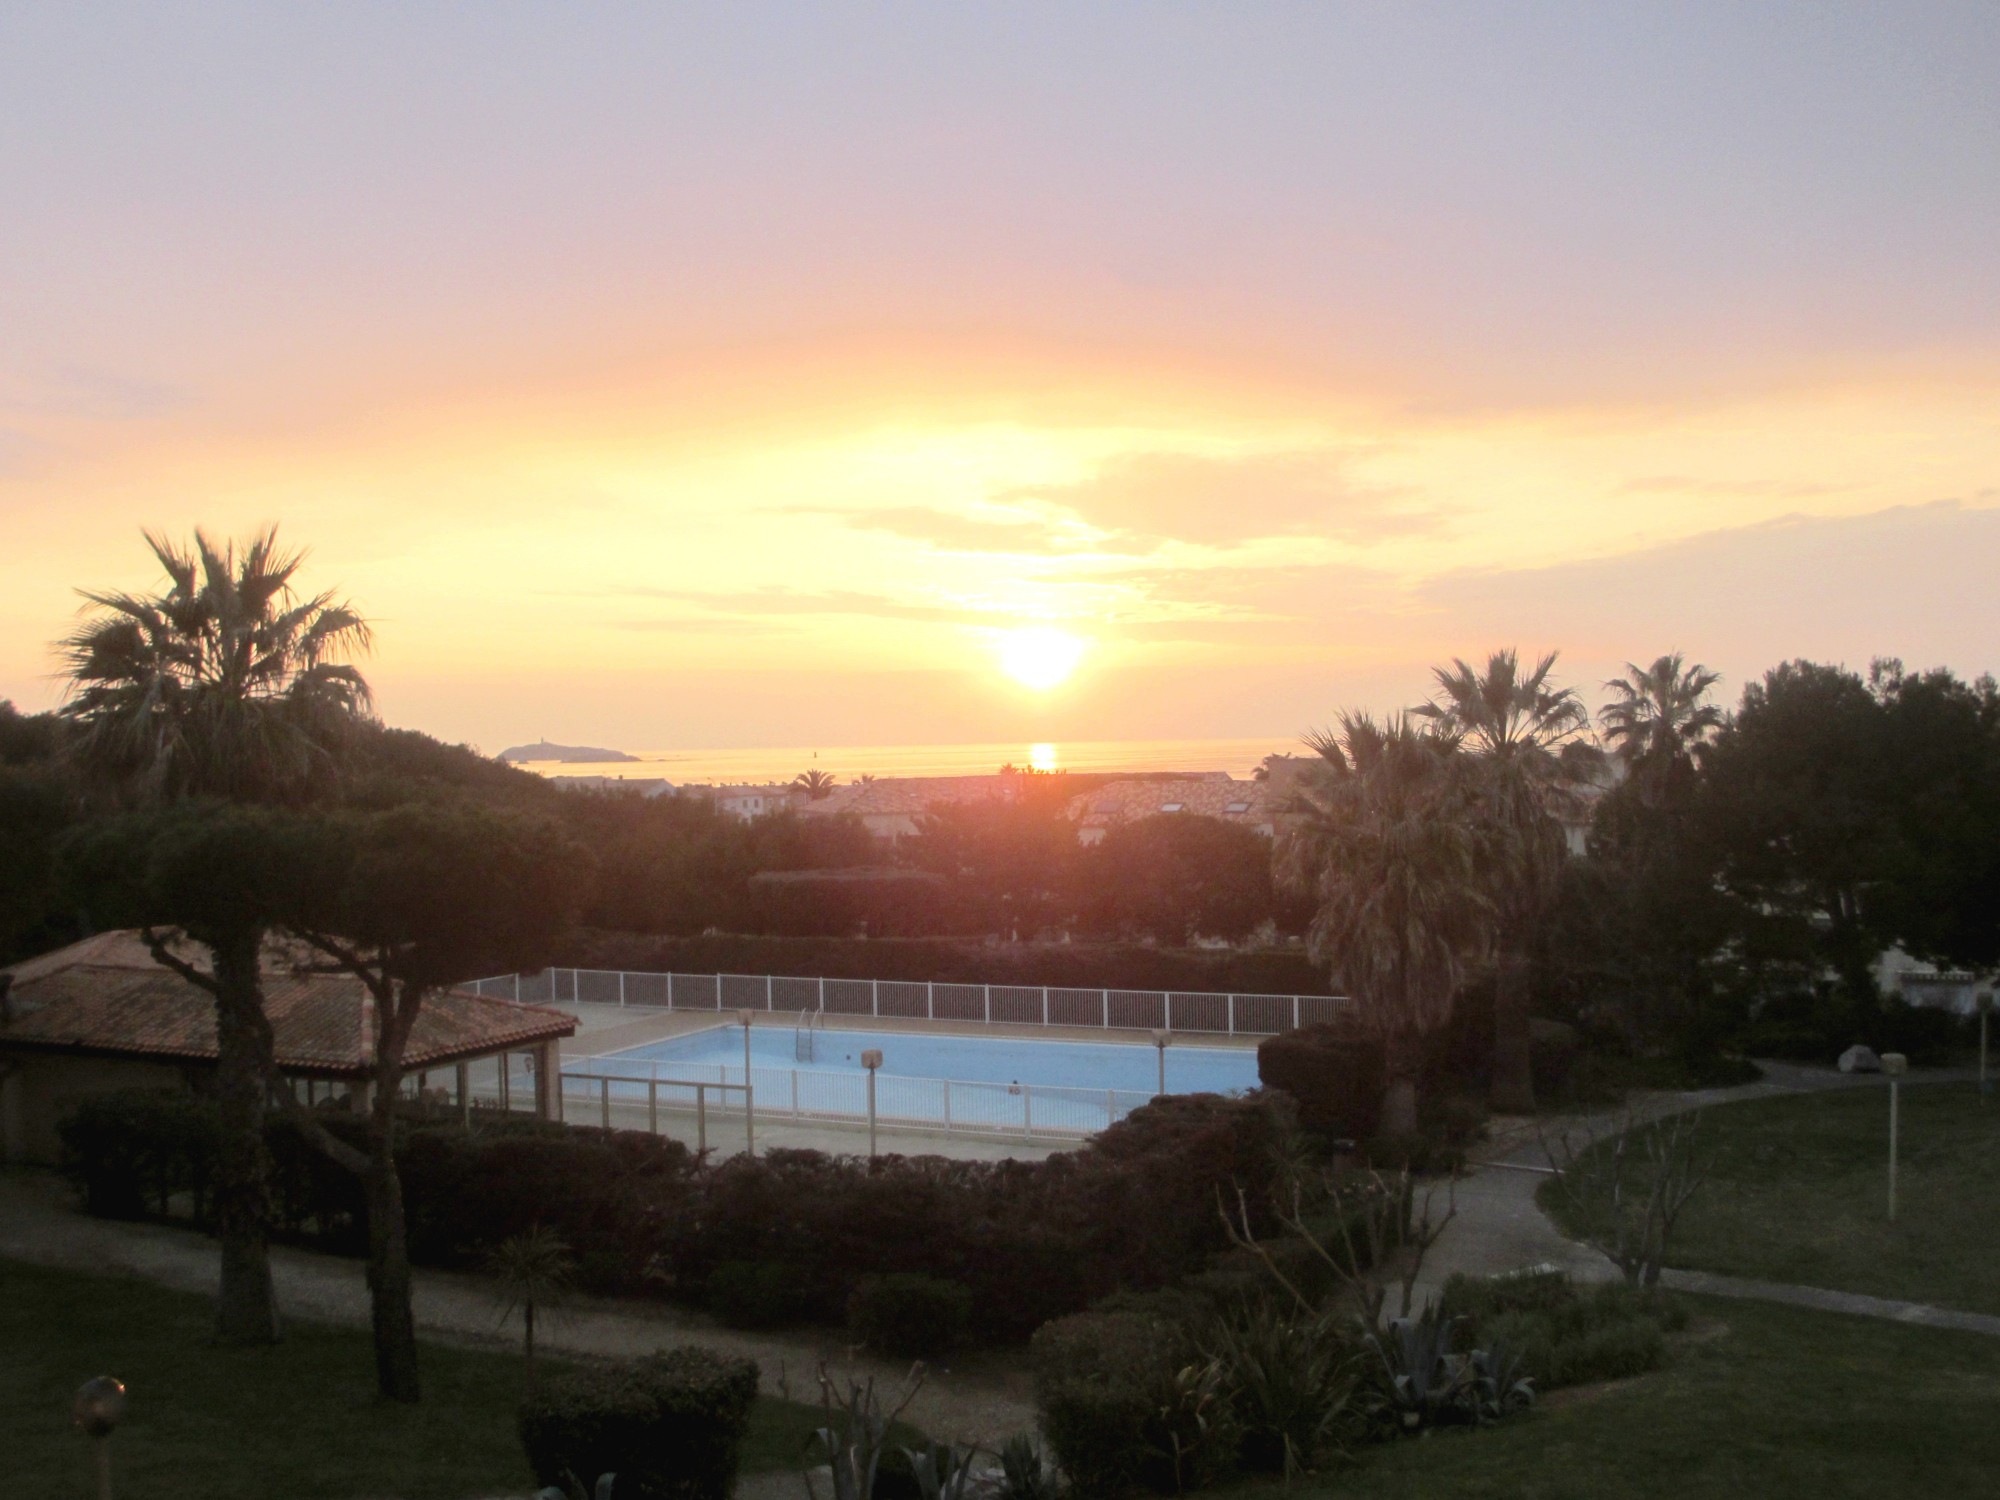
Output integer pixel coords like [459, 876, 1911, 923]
[471, 967, 1352, 1036]
[410, 1052, 1154, 1144]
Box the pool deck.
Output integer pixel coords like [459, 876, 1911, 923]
[553, 1002, 1261, 1162]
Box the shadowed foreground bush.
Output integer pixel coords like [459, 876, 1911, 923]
[517, 1348, 758, 1500]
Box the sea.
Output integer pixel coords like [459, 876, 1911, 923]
[513, 736, 1301, 786]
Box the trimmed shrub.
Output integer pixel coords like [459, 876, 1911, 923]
[847, 1272, 974, 1357]
[1255, 1026, 1384, 1141]
[58, 1089, 220, 1221]
[706, 1260, 812, 1330]
[1032, 1310, 1238, 1496]
[517, 1347, 759, 1500]
[1438, 1271, 1682, 1390]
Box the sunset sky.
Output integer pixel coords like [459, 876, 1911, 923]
[3, 4, 1997, 758]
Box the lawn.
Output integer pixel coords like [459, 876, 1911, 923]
[1543, 1081, 2000, 1314]
[1237, 1296, 2000, 1500]
[2, 1257, 848, 1500]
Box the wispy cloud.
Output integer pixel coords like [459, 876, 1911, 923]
[616, 586, 994, 625]
[835, 506, 1081, 554]
[1003, 448, 1433, 547]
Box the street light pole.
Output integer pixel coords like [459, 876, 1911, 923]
[861, 1049, 883, 1158]
[1883, 1052, 1908, 1222]
[738, 1010, 756, 1157]
[1977, 992, 1992, 1101]
[1151, 1028, 1170, 1097]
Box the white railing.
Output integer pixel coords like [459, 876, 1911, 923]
[472, 967, 1350, 1036]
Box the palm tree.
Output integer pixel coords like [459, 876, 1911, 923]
[61, 529, 372, 803]
[58, 528, 371, 1344]
[485, 1225, 575, 1395]
[1600, 654, 1722, 805]
[1279, 714, 1488, 1135]
[793, 767, 837, 800]
[1413, 649, 1591, 1114]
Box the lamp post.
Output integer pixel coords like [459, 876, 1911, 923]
[1977, 992, 1992, 1101]
[73, 1375, 126, 1500]
[738, 1010, 756, 1157]
[1883, 1052, 1908, 1222]
[861, 1049, 883, 1158]
[1151, 1028, 1170, 1098]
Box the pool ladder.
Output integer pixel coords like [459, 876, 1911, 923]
[794, 1006, 825, 1062]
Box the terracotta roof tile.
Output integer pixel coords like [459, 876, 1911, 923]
[0, 933, 573, 1076]
[1066, 777, 1281, 828]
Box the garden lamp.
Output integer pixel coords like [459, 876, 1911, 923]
[1151, 1028, 1171, 1097]
[73, 1375, 126, 1500]
[861, 1049, 884, 1158]
[1882, 1052, 1908, 1221]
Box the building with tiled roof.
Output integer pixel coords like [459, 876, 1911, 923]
[799, 774, 1022, 841]
[1065, 776, 1282, 845]
[0, 931, 575, 1164]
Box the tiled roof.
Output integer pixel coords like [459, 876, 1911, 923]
[803, 775, 1019, 818]
[0, 932, 573, 1077]
[1066, 776, 1280, 828]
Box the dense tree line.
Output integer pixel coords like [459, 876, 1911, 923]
[6, 525, 1999, 1391]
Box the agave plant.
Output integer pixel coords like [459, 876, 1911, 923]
[1367, 1309, 1476, 1431]
[996, 1433, 1063, 1500]
[900, 1439, 981, 1500]
[1467, 1343, 1536, 1424]
[534, 1475, 615, 1500]
[805, 1364, 926, 1500]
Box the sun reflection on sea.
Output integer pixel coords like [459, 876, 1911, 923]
[1029, 742, 1058, 772]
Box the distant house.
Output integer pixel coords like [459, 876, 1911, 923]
[1876, 948, 1995, 1015]
[799, 775, 1022, 842]
[552, 776, 676, 798]
[0, 931, 575, 1165]
[694, 784, 797, 821]
[1066, 775, 1280, 846]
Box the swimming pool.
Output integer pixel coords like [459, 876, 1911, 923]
[570, 1022, 1261, 1136]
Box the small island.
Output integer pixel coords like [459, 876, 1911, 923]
[497, 739, 639, 764]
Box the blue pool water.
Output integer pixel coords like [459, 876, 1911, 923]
[608, 1023, 1260, 1095]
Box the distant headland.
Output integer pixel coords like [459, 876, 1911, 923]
[497, 740, 639, 764]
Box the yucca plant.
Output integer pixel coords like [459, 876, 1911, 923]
[487, 1225, 575, 1395]
[1203, 1302, 1359, 1479]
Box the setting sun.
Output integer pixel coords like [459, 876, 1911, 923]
[995, 627, 1088, 691]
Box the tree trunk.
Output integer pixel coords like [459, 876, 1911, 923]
[1379, 1076, 1419, 1138]
[1489, 954, 1536, 1115]
[209, 928, 282, 1345]
[365, 1129, 422, 1403]
[524, 1301, 538, 1396]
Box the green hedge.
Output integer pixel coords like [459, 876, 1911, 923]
[847, 1272, 973, 1357]
[59, 1086, 1288, 1347]
[518, 1347, 759, 1500]
[1254, 1025, 1384, 1141]
[1031, 1309, 1237, 1496]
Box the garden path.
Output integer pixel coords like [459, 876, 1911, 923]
[0, 1170, 1038, 1451]
[1410, 1058, 2000, 1338]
